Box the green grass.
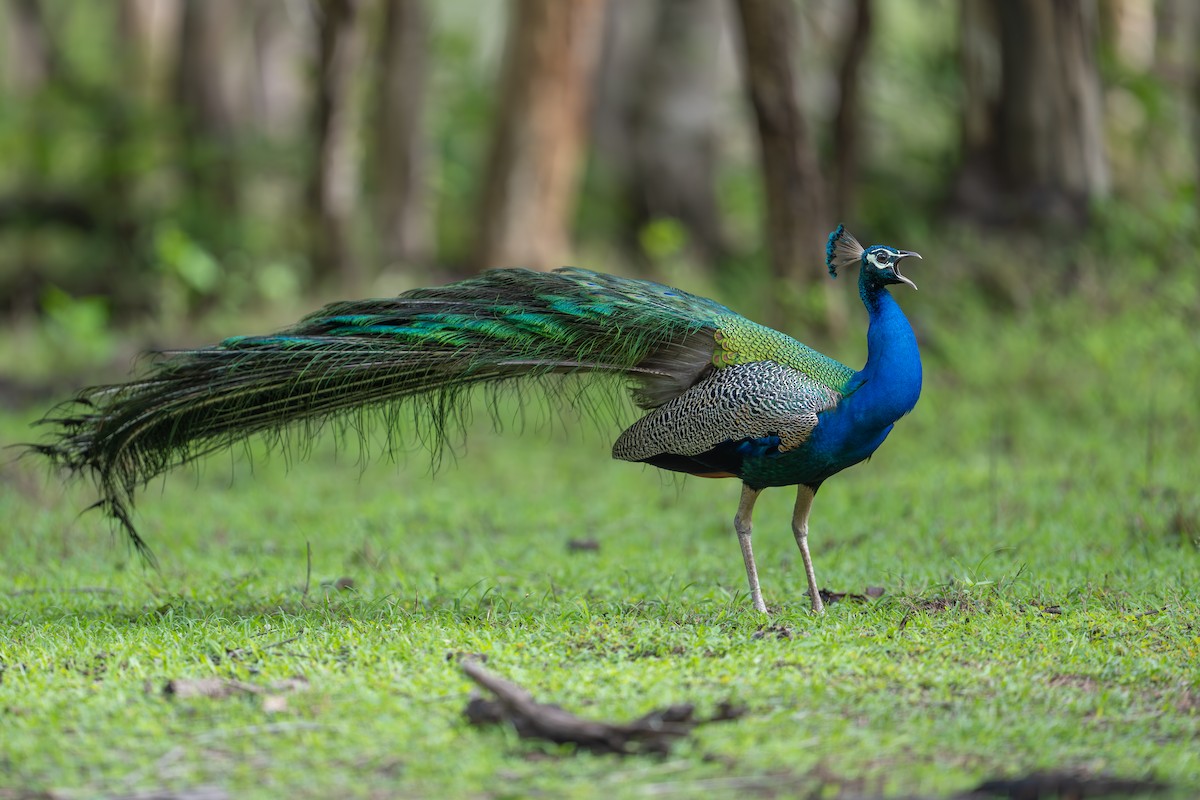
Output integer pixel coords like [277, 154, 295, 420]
[2, 268, 1198, 799]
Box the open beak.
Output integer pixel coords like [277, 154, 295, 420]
[893, 251, 921, 290]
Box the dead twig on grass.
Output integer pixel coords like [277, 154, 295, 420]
[460, 659, 744, 755]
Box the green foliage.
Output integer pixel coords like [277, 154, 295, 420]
[39, 286, 117, 369]
[428, 10, 504, 267]
[637, 217, 688, 262]
[154, 224, 222, 295]
[861, 0, 962, 203]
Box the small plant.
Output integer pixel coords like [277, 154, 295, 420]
[40, 286, 118, 369]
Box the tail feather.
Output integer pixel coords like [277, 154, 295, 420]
[34, 268, 727, 550]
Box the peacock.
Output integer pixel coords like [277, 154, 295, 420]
[34, 226, 922, 614]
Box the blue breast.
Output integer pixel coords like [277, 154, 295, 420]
[738, 283, 921, 490]
[737, 410, 895, 489]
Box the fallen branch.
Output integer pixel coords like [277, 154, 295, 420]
[461, 659, 744, 756]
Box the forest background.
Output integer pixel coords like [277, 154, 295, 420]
[1, 0, 1193, 350]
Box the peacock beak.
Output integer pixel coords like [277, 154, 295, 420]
[893, 251, 921, 290]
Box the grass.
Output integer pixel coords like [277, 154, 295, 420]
[1, 256, 1198, 799]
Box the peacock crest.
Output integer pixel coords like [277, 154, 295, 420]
[826, 224, 865, 278]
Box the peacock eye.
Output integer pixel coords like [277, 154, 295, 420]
[875, 252, 892, 267]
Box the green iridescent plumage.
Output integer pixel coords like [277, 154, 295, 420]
[710, 314, 854, 391]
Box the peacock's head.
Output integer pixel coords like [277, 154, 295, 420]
[825, 225, 921, 290]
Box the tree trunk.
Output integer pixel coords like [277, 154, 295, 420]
[1154, 0, 1197, 81]
[953, 0, 1108, 227]
[109, 1, 175, 310]
[1152, 0, 1200, 191]
[176, 0, 246, 223]
[832, 0, 873, 221]
[248, 0, 309, 140]
[309, 0, 367, 286]
[473, 0, 607, 271]
[1195, 43, 1200, 198]
[734, 0, 828, 283]
[2, 0, 52, 93]
[119, 0, 181, 105]
[373, 0, 432, 267]
[1100, 0, 1154, 71]
[621, 0, 728, 268]
[590, 1, 654, 168]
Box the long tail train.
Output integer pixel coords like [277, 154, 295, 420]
[33, 268, 728, 555]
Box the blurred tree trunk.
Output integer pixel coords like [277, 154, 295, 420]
[473, 0, 607, 271]
[372, 0, 432, 267]
[622, 0, 728, 268]
[953, 0, 1108, 227]
[248, 0, 309, 140]
[109, 0, 180, 313]
[1154, 0, 1197, 79]
[1100, 0, 1154, 71]
[176, 0, 246, 224]
[1195, 44, 1200, 196]
[590, 1, 653, 256]
[119, 0, 180, 105]
[3, 0, 52, 182]
[118, 0, 181, 215]
[734, 0, 829, 283]
[1152, 0, 1200, 190]
[0, 0, 51, 317]
[309, 0, 367, 286]
[2, 0, 52, 93]
[832, 0, 872, 221]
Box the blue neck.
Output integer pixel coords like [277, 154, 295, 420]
[848, 273, 922, 429]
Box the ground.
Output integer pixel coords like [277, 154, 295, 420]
[1, 277, 1197, 799]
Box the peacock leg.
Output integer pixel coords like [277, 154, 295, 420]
[792, 485, 825, 614]
[734, 484, 768, 613]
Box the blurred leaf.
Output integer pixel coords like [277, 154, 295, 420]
[40, 286, 116, 366]
[255, 261, 302, 304]
[638, 218, 688, 262]
[154, 224, 222, 294]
